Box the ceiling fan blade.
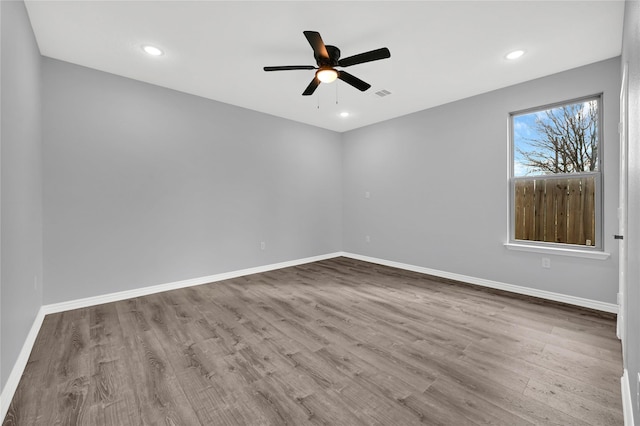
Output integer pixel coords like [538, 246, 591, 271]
[338, 47, 391, 67]
[264, 65, 316, 71]
[302, 77, 321, 96]
[303, 31, 329, 62]
[337, 71, 371, 92]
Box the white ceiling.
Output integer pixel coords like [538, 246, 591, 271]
[24, 1, 624, 132]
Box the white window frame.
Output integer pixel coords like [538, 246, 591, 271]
[506, 94, 607, 259]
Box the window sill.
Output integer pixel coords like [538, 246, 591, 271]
[504, 243, 610, 260]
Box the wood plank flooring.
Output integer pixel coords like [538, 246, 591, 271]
[3, 257, 623, 425]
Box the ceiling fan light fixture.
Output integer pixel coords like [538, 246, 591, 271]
[316, 68, 338, 83]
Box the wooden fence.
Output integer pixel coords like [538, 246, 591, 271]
[514, 176, 596, 246]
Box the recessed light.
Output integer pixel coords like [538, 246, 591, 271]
[142, 45, 164, 56]
[340, 112, 350, 118]
[506, 50, 525, 60]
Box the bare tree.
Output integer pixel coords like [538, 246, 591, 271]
[517, 101, 598, 174]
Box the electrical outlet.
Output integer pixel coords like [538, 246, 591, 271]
[365, 235, 371, 243]
[260, 241, 266, 250]
[542, 258, 551, 269]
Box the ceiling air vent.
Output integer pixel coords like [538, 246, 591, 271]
[374, 89, 392, 97]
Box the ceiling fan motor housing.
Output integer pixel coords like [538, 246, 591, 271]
[317, 45, 341, 66]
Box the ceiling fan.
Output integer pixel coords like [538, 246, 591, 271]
[264, 31, 391, 96]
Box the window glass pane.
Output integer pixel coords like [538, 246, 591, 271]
[513, 100, 599, 177]
[514, 175, 596, 246]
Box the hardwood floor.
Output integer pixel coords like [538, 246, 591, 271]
[3, 257, 623, 425]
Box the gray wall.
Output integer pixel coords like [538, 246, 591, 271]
[0, 0, 43, 391]
[42, 58, 342, 304]
[622, 1, 639, 422]
[343, 57, 620, 304]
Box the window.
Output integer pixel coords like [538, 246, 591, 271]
[510, 95, 602, 249]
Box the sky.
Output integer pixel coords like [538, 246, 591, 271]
[513, 113, 540, 177]
[513, 100, 597, 177]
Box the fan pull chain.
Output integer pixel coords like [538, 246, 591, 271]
[317, 92, 320, 109]
[336, 83, 339, 105]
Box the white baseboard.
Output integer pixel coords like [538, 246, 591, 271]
[42, 252, 343, 315]
[622, 370, 635, 426]
[341, 252, 618, 313]
[0, 307, 46, 422]
[0, 251, 342, 424]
